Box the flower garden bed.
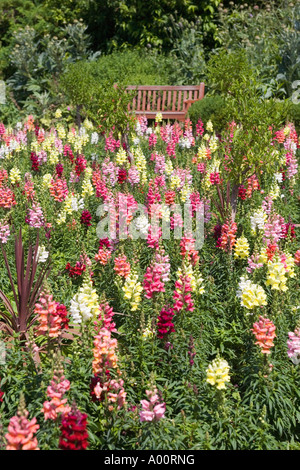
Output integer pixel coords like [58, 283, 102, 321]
[0, 113, 299, 450]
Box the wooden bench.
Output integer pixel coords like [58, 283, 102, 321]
[124, 84, 205, 122]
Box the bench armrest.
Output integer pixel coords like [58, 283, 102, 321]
[183, 99, 200, 112]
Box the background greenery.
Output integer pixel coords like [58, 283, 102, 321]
[0, 1, 299, 130]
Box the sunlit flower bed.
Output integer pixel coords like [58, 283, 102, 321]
[0, 113, 299, 450]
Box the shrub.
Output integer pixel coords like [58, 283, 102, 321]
[289, 103, 300, 133]
[188, 95, 227, 133]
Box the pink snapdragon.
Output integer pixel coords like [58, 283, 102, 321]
[143, 264, 165, 299]
[128, 166, 140, 185]
[139, 388, 166, 422]
[287, 329, 300, 365]
[96, 301, 117, 334]
[105, 131, 120, 153]
[5, 406, 39, 450]
[42, 370, 71, 421]
[25, 202, 44, 228]
[0, 222, 10, 243]
[173, 274, 194, 313]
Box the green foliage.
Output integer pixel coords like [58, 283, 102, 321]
[206, 49, 290, 192]
[59, 49, 182, 131]
[4, 20, 99, 120]
[289, 102, 300, 133]
[188, 95, 227, 131]
[215, 1, 300, 99]
[83, 0, 222, 52]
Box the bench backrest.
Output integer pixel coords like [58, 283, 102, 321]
[125, 84, 205, 113]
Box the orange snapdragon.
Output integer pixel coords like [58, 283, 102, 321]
[252, 316, 276, 355]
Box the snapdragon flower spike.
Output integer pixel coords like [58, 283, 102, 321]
[90, 373, 110, 402]
[59, 404, 89, 450]
[143, 264, 165, 299]
[5, 404, 39, 450]
[23, 175, 35, 201]
[30, 152, 40, 172]
[206, 357, 230, 390]
[196, 119, 204, 136]
[55, 303, 69, 330]
[114, 254, 131, 278]
[157, 305, 175, 340]
[173, 274, 194, 313]
[139, 388, 166, 423]
[238, 185, 247, 200]
[0, 223, 10, 244]
[34, 292, 63, 338]
[287, 328, 300, 365]
[180, 236, 199, 266]
[95, 246, 112, 265]
[75, 155, 87, 176]
[105, 131, 120, 153]
[25, 202, 44, 228]
[188, 335, 196, 366]
[92, 169, 108, 199]
[96, 301, 117, 333]
[234, 236, 250, 259]
[80, 210, 92, 227]
[65, 261, 86, 278]
[149, 133, 157, 148]
[164, 190, 176, 206]
[282, 223, 296, 239]
[117, 168, 127, 184]
[49, 176, 69, 202]
[55, 162, 64, 177]
[0, 185, 17, 209]
[154, 248, 171, 283]
[251, 316, 276, 355]
[127, 166, 140, 185]
[217, 220, 237, 251]
[92, 327, 118, 376]
[64, 144, 75, 164]
[294, 250, 300, 267]
[42, 369, 71, 421]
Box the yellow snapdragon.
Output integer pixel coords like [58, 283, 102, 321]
[266, 259, 288, 292]
[116, 147, 128, 167]
[122, 273, 143, 311]
[206, 120, 213, 133]
[55, 108, 62, 119]
[165, 158, 173, 176]
[9, 167, 21, 185]
[237, 277, 267, 311]
[176, 264, 205, 296]
[206, 357, 230, 390]
[42, 173, 52, 189]
[234, 236, 250, 259]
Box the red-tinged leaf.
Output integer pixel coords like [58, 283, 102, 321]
[0, 322, 15, 336]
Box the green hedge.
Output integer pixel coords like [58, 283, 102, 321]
[188, 95, 227, 132]
[288, 102, 300, 132]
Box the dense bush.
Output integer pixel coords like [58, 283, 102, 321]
[289, 103, 300, 133]
[188, 95, 227, 132]
[215, 1, 300, 99]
